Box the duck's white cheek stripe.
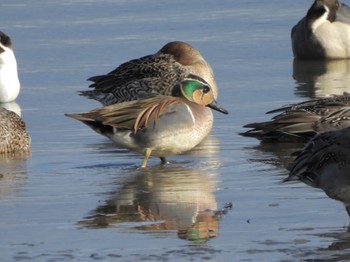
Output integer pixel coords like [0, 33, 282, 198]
[185, 104, 195, 124]
[312, 6, 330, 32]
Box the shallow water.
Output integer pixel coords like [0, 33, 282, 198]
[2, 0, 350, 261]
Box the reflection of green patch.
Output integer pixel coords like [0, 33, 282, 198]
[178, 228, 216, 243]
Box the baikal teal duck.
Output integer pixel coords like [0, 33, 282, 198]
[66, 76, 227, 168]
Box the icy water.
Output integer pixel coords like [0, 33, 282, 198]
[2, 0, 350, 261]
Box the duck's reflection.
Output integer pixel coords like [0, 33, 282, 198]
[0, 152, 30, 200]
[296, 226, 350, 260]
[251, 226, 350, 260]
[293, 59, 350, 98]
[79, 165, 230, 242]
[246, 142, 305, 171]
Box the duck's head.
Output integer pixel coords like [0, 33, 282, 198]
[178, 75, 228, 114]
[307, 0, 340, 24]
[0, 31, 13, 53]
[158, 41, 218, 99]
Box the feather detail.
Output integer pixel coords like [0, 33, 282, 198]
[242, 93, 350, 140]
[66, 96, 183, 134]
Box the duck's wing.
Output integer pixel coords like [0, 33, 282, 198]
[242, 93, 350, 141]
[80, 53, 186, 104]
[65, 96, 183, 134]
[242, 110, 320, 141]
[285, 126, 350, 186]
[317, 107, 350, 131]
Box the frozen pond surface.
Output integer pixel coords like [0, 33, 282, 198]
[2, 0, 350, 261]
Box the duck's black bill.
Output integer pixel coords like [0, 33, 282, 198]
[207, 100, 229, 114]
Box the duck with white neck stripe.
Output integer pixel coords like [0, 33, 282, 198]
[292, 0, 350, 59]
[0, 31, 20, 103]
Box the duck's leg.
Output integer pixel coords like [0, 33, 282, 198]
[141, 148, 152, 168]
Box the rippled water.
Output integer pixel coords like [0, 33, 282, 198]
[2, 0, 350, 261]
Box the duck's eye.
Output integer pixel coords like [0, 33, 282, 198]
[203, 86, 210, 93]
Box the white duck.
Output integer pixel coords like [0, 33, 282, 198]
[0, 31, 20, 102]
